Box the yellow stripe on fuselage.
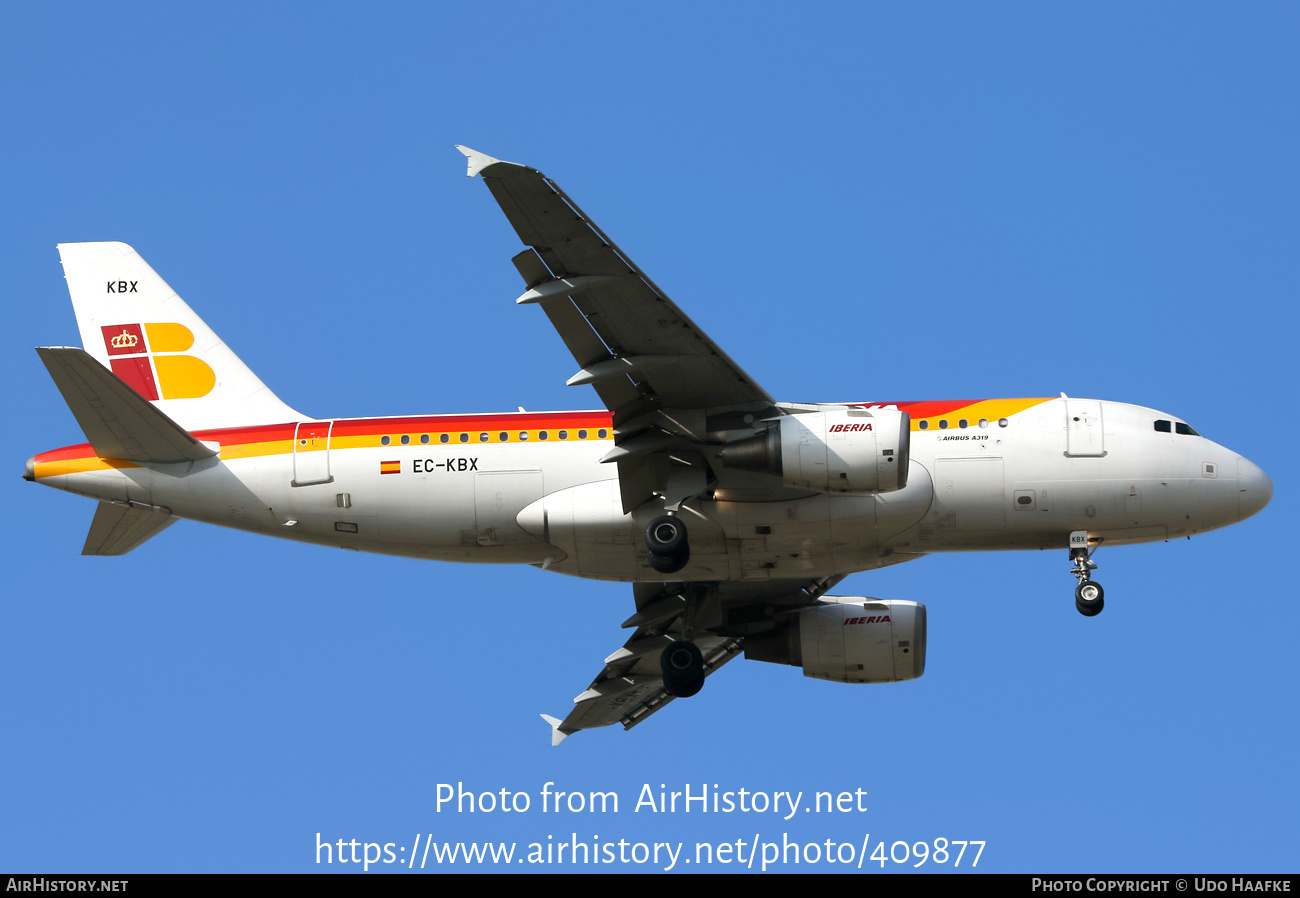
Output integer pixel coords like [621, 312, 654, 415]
[34, 457, 140, 478]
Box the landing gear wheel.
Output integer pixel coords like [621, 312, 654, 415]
[1075, 580, 1104, 616]
[1068, 533, 1104, 617]
[648, 544, 690, 574]
[645, 515, 688, 556]
[660, 640, 705, 697]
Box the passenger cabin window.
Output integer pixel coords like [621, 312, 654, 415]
[380, 435, 391, 446]
[1175, 422, 1200, 436]
[420, 434, 430, 444]
[440, 434, 450, 444]
[1154, 420, 1172, 433]
[479, 433, 488, 442]
[499, 432, 508, 441]
[958, 419, 968, 428]
[400, 435, 410, 445]
[938, 420, 949, 430]
[459, 433, 469, 443]
[918, 420, 929, 430]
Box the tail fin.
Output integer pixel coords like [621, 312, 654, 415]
[57, 242, 304, 431]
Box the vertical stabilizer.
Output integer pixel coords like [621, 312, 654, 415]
[57, 242, 305, 431]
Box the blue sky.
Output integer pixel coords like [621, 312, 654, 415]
[3, 3, 1297, 873]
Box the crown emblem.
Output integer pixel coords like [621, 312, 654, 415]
[110, 329, 139, 349]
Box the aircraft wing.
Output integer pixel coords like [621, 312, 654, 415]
[458, 146, 774, 415]
[543, 576, 844, 743]
[459, 147, 779, 511]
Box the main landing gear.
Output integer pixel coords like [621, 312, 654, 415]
[644, 505, 703, 696]
[645, 514, 690, 574]
[647, 583, 712, 698]
[660, 640, 705, 697]
[1069, 530, 1104, 616]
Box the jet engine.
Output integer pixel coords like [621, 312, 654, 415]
[719, 407, 910, 494]
[743, 598, 926, 684]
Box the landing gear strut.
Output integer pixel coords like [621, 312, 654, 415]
[1069, 530, 1104, 616]
[645, 514, 690, 574]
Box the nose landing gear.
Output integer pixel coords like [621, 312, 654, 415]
[1069, 530, 1104, 616]
[1075, 579, 1104, 616]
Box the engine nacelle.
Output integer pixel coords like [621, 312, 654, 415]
[720, 407, 910, 494]
[743, 598, 926, 684]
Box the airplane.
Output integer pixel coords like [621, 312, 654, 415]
[25, 146, 1273, 743]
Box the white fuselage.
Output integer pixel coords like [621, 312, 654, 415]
[31, 397, 1271, 582]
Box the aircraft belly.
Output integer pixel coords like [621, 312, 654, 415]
[474, 470, 541, 545]
[932, 457, 1006, 531]
[526, 483, 889, 582]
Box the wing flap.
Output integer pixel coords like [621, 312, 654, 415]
[535, 293, 643, 413]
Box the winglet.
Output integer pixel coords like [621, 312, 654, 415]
[455, 145, 503, 178]
[540, 714, 570, 746]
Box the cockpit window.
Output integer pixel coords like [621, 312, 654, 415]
[1154, 420, 1172, 433]
[1175, 422, 1199, 436]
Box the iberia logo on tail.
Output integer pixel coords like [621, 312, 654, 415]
[100, 322, 216, 401]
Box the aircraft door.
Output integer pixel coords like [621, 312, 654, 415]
[292, 421, 333, 486]
[1065, 400, 1105, 457]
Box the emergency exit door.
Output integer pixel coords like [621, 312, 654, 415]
[1065, 400, 1105, 457]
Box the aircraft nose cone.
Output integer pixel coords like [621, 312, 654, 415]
[1237, 456, 1273, 521]
[23, 456, 34, 482]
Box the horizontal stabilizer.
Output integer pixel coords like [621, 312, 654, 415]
[37, 347, 217, 463]
[83, 501, 176, 556]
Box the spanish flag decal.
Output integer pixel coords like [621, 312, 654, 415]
[380, 460, 400, 475]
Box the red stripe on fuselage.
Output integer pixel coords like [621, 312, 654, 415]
[36, 411, 617, 462]
[859, 400, 983, 418]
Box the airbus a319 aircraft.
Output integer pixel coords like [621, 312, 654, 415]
[26, 147, 1272, 742]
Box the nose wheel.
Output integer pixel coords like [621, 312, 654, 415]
[1075, 579, 1104, 616]
[1069, 531, 1104, 616]
[645, 514, 690, 574]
